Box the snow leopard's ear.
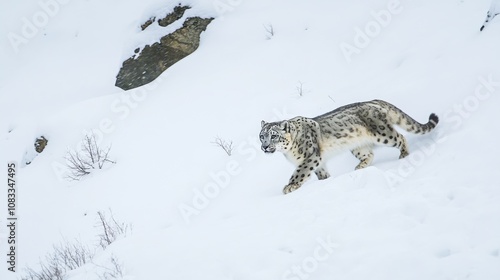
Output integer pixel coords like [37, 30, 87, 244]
[261, 120, 267, 128]
[280, 121, 290, 133]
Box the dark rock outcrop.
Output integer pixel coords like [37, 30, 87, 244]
[141, 5, 191, 31]
[158, 5, 191, 27]
[35, 136, 48, 153]
[115, 6, 213, 90]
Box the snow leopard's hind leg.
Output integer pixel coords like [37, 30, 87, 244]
[351, 145, 374, 170]
[373, 124, 410, 159]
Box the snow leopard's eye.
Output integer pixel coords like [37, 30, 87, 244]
[271, 135, 278, 140]
[259, 135, 264, 140]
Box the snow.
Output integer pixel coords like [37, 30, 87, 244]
[481, 0, 500, 31]
[1, 0, 500, 279]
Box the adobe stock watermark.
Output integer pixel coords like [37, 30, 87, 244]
[442, 74, 500, 130]
[212, 0, 243, 19]
[339, 0, 403, 63]
[178, 107, 294, 224]
[384, 74, 500, 186]
[177, 137, 259, 223]
[51, 77, 165, 181]
[7, 0, 72, 53]
[282, 235, 338, 280]
[384, 132, 445, 187]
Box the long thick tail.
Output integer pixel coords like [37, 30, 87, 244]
[374, 100, 439, 135]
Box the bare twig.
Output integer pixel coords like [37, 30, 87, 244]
[96, 210, 132, 250]
[21, 239, 94, 280]
[65, 132, 115, 181]
[264, 23, 274, 39]
[296, 81, 304, 97]
[295, 81, 311, 97]
[96, 255, 124, 280]
[212, 137, 233, 156]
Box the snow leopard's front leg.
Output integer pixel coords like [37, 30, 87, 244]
[283, 154, 323, 194]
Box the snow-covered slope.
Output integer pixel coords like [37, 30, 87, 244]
[1, 0, 500, 279]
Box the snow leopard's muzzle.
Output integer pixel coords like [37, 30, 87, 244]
[261, 144, 276, 153]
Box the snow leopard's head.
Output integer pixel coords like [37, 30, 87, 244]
[259, 120, 295, 154]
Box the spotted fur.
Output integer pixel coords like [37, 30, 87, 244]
[259, 99, 439, 194]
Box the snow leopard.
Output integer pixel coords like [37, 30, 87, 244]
[259, 99, 439, 194]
